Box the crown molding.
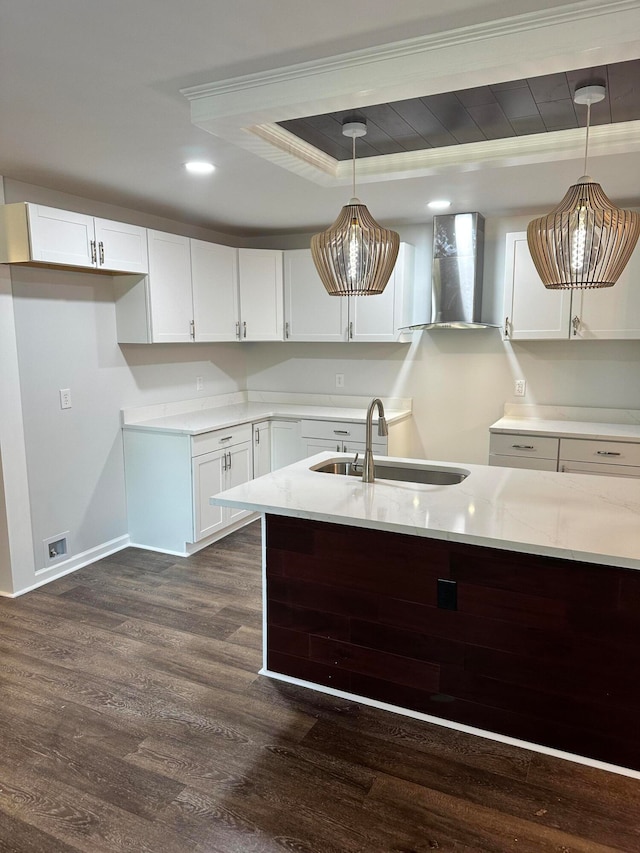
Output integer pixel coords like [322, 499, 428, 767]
[182, 0, 640, 185]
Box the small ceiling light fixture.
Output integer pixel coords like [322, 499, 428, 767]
[427, 200, 452, 210]
[184, 160, 216, 175]
[527, 84, 640, 289]
[311, 118, 399, 296]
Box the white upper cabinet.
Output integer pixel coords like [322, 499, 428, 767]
[503, 230, 640, 341]
[93, 217, 149, 274]
[282, 242, 414, 343]
[147, 230, 194, 343]
[191, 239, 239, 342]
[503, 232, 571, 340]
[238, 249, 284, 341]
[571, 245, 640, 340]
[284, 249, 346, 342]
[0, 203, 148, 273]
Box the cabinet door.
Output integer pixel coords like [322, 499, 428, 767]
[192, 449, 227, 540]
[94, 218, 148, 274]
[27, 204, 95, 268]
[271, 420, 304, 470]
[571, 243, 640, 340]
[238, 249, 283, 341]
[147, 230, 193, 343]
[226, 442, 254, 525]
[283, 249, 346, 341]
[504, 232, 571, 340]
[191, 240, 240, 342]
[349, 244, 412, 342]
[253, 422, 272, 478]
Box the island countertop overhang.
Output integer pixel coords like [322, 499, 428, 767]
[212, 452, 640, 571]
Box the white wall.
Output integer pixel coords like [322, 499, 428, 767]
[4, 179, 248, 588]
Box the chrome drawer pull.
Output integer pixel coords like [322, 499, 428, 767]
[512, 444, 535, 450]
[219, 435, 233, 443]
[596, 451, 621, 456]
[333, 430, 350, 435]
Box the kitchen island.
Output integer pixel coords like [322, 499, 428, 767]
[212, 452, 640, 778]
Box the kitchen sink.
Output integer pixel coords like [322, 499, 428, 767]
[312, 460, 469, 485]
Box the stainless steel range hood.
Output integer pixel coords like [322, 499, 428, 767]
[404, 212, 494, 330]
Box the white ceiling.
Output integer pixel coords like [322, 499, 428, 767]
[1, 0, 639, 237]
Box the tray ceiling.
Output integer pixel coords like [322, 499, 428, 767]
[278, 60, 640, 160]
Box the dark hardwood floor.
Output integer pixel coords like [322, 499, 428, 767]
[0, 521, 639, 852]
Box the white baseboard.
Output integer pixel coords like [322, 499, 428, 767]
[1, 535, 131, 598]
[129, 513, 259, 558]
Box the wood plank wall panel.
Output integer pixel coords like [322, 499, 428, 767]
[265, 515, 640, 771]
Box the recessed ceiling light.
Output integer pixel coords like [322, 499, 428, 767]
[427, 200, 451, 210]
[184, 161, 216, 175]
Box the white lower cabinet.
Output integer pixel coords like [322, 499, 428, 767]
[123, 423, 254, 555]
[253, 421, 272, 477]
[489, 431, 640, 478]
[193, 440, 253, 540]
[270, 420, 305, 470]
[300, 418, 409, 458]
[503, 230, 640, 341]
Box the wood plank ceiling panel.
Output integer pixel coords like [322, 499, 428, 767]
[278, 60, 640, 159]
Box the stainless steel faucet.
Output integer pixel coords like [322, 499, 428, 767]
[362, 397, 388, 482]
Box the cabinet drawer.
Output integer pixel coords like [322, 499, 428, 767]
[191, 423, 252, 457]
[559, 459, 640, 478]
[489, 433, 559, 460]
[300, 419, 367, 443]
[489, 453, 557, 471]
[559, 438, 640, 467]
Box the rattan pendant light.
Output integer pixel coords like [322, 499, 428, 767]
[527, 84, 640, 290]
[311, 119, 400, 296]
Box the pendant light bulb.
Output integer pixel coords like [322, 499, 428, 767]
[311, 118, 400, 296]
[527, 84, 640, 290]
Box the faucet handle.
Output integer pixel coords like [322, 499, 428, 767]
[350, 452, 361, 472]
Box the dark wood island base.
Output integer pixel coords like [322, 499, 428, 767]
[265, 514, 640, 773]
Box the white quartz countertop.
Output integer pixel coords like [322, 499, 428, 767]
[122, 402, 411, 435]
[490, 416, 640, 442]
[212, 452, 640, 571]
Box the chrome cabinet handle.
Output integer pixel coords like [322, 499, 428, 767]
[219, 435, 233, 443]
[596, 450, 621, 456]
[572, 315, 581, 337]
[512, 444, 535, 450]
[255, 429, 260, 445]
[243, 321, 247, 339]
[222, 453, 228, 472]
[190, 320, 195, 340]
[236, 321, 240, 340]
[333, 430, 350, 436]
[90, 240, 97, 264]
[504, 316, 510, 338]
[98, 241, 105, 265]
[285, 321, 290, 339]
[349, 321, 353, 340]
[227, 451, 232, 470]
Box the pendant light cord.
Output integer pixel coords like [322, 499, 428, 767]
[352, 134, 356, 198]
[583, 101, 591, 176]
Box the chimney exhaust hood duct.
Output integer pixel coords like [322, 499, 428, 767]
[405, 212, 494, 330]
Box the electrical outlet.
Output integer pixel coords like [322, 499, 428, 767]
[514, 379, 526, 397]
[59, 388, 72, 409]
[335, 373, 345, 389]
[196, 376, 203, 391]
